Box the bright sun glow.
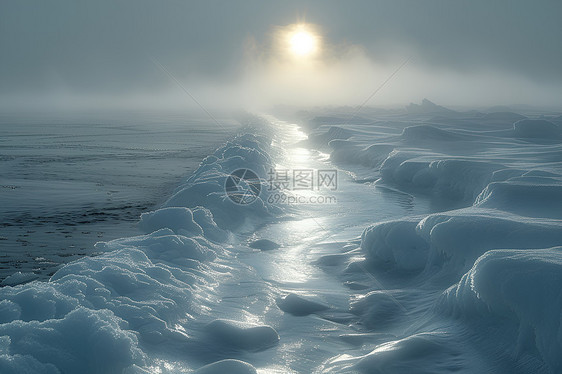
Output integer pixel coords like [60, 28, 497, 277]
[288, 27, 318, 57]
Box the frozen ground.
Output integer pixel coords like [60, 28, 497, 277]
[0, 103, 561, 373]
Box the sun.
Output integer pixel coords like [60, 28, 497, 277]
[290, 31, 315, 56]
[287, 26, 318, 57]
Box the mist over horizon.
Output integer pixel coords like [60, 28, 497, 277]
[2, 0, 562, 112]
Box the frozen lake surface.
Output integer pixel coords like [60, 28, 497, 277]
[0, 104, 561, 373]
[0, 110, 238, 280]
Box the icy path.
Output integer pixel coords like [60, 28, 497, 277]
[189, 117, 432, 373]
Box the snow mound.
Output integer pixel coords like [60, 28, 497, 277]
[361, 207, 562, 275]
[164, 133, 281, 229]
[483, 111, 526, 122]
[350, 290, 407, 329]
[308, 126, 354, 147]
[191, 206, 230, 242]
[276, 293, 329, 316]
[440, 247, 562, 373]
[361, 218, 429, 272]
[380, 152, 502, 202]
[139, 207, 203, 235]
[514, 119, 562, 139]
[194, 359, 257, 374]
[248, 238, 280, 251]
[401, 125, 465, 142]
[1, 272, 39, 286]
[325, 332, 477, 373]
[475, 180, 562, 218]
[417, 208, 562, 271]
[315, 253, 348, 266]
[0, 307, 145, 374]
[329, 141, 395, 169]
[204, 319, 279, 351]
[95, 229, 218, 263]
[138, 206, 229, 242]
[0, 218, 224, 372]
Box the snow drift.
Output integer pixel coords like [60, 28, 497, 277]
[0, 131, 280, 373]
[308, 104, 562, 373]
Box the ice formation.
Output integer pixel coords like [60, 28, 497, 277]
[1, 105, 561, 373]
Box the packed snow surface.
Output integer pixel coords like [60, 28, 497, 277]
[1, 103, 561, 373]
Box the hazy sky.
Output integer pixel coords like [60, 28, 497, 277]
[1, 0, 561, 109]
